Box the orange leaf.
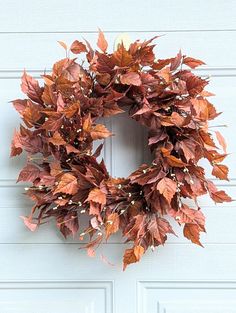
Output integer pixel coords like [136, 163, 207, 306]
[20, 216, 37, 232]
[120, 72, 141, 86]
[21, 71, 43, 104]
[105, 213, 120, 239]
[87, 188, 106, 205]
[53, 173, 78, 195]
[156, 177, 177, 203]
[57, 41, 67, 51]
[90, 124, 112, 140]
[123, 245, 144, 270]
[70, 40, 87, 54]
[97, 29, 108, 52]
[48, 131, 66, 146]
[183, 223, 203, 247]
[183, 57, 205, 69]
[215, 131, 227, 153]
[212, 164, 229, 180]
[112, 43, 133, 67]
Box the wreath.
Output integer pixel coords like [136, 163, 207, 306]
[11, 30, 232, 270]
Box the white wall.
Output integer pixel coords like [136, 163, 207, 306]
[0, 1, 236, 312]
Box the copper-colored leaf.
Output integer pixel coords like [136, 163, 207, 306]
[70, 40, 87, 54]
[123, 245, 144, 270]
[215, 131, 227, 153]
[87, 188, 106, 205]
[20, 216, 37, 232]
[120, 72, 141, 86]
[90, 124, 112, 140]
[54, 173, 78, 195]
[105, 213, 120, 239]
[48, 131, 66, 146]
[183, 223, 203, 247]
[97, 29, 108, 53]
[183, 57, 205, 69]
[21, 71, 43, 104]
[212, 164, 229, 180]
[156, 177, 177, 203]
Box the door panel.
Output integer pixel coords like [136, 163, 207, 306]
[0, 1, 236, 312]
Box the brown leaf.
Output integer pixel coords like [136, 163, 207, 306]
[90, 124, 112, 140]
[70, 40, 87, 54]
[120, 72, 141, 86]
[215, 131, 227, 153]
[57, 41, 67, 51]
[212, 164, 229, 180]
[112, 43, 133, 67]
[21, 71, 43, 104]
[20, 216, 37, 232]
[97, 29, 108, 52]
[156, 177, 177, 203]
[174, 204, 205, 231]
[183, 57, 205, 69]
[123, 245, 144, 270]
[17, 164, 40, 183]
[161, 148, 187, 167]
[105, 213, 120, 239]
[48, 131, 66, 146]
[183, 223, 203, 247]
[54, 173, 78, 195]
[87, 188, 106, 205]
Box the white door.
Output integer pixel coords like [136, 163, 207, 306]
[0, 1, 236, 312]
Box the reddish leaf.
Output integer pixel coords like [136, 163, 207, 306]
[87, 188, 106, 205]
[90, 124, 112, 140]
[17, 164, 40, 183]
[215, 131, 227, 153]
[21, 71, 43, 104]
[212, 164, 229, 180]
[120, 72, 141, 86]
[105, 213, 120, 239]
[20, 216, 37, 232]
[70, 40, 87, 54]
[156, 177, 177, 203]
[97, 29, 108, 52]
[183, 57, 205, 69]
[123, 245, 144, 270]
[183, 223, 203, 247]
[54, 173, 78, 195]
[48, 131, 66, 146]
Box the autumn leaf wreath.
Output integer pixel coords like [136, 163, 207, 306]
[11, 30, 232, 269]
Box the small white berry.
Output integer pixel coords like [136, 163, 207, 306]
[80, 209, 86, 213]
[80, 232, 85, 236]
[118, 184, 122, 189]
[78, 201, 82, 206]
[52, 206, 58, 210]
[58, 196, 63, 200]
[45, 117, 48, 121]
[120, 209, 125, 214]
[97, 232, 102, 236]
[143, 169, 147, 174]
[176, 216, 180, 220]
[24, 187, 29, 191]
[68, 200, 73, 204]
[128, 193, 132, 197]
